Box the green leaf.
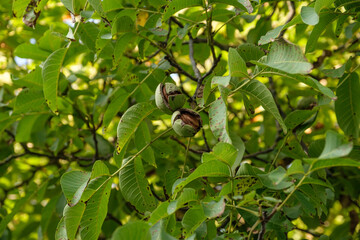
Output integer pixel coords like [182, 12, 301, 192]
[112, 16, 135, 34]
[135, 122, 156, 167]
[148, 201, 170, 225]
[55, 217, 67, 240]
[228, 47, 248, 78]
[88, 0, 105, 16]
[119, 157, 157, 212]
[12, 67, 43, 90]
[79, 179, 111, 240]
[77, 23, 99, 52]
[163, 0, 203, 22]
[211, 76, 231, 88]
[112, 221, 151, 240]
[322, 64, 345, 78]
[258, 167, 293, 190]
[60, 171, 91, 206]
[61, 0, 86, 14]
[103, 88, 130, 130]
[13, 89, 46, 114]
[181, 206, 206, 238]
[220, 177, 259, 196]
[209, 96, 232, 143]
[40, 195, 60, 236]
[209, 0, 253, 13]
[309, 158, 360, 172]
[262, 41, 313, 74]
[202, 197, 225, 218]
[12, 0, 31, 17]
[42, 48, 67, 114]
[301, 7, 319, 25]
[319, 131, 353, 159]
[113, 33, 137, 67]
[306, 13, 338, 53]
[64, 202, 86, 240]
[14, 43, 50, 61]
[255, 68, 336, 99]
[287, 160, 305, 175]
[116, 102, 156, 154]
[237, 80, 287, 133]
[335, 73, 360, 139]
[167, 188, 197, 215]
[284, 110, 317, 131]
[150, 220, 177, 240]
[202, 142, 238, 168]
[174, 160, 230, 194]
[314, 0, 335, 13]
[258, 25, 284, 45]
[301, 177, 334, 191]
[237, 43, 265, 63]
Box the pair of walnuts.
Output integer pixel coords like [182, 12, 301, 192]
[155, 83, 202, 137]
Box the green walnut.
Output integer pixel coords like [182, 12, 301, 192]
[155, 83, 186, 114]
[171, 109, 202, 137]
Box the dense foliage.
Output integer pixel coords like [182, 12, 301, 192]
[0, 0, 360, 239]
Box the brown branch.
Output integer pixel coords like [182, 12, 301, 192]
[257, 204, 280, 240]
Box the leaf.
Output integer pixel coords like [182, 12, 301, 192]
[64, 202, 86, 240]
[60, 171, 91, 206]
[301, 6, 319, 25]
[135, 122, 156, 167]
[262, 41, 313, 74]
[148, 201, 170, 225]
[306, 13, 338, 53]
[77, 23, 99, 52]
[112, 16, 135, 34]
[202, 142, 238, 168]
[255, 68, 336, 99]
[319, 131, 353, 159]
[211, 76, 231, 88]
[314, 0, 335, 13]
[322, 64, 345, 78]
[40, 195, 60, 236]
[119, 157, 157, 212]
[14, 43, 50, 61]
[55, 217, 67, 240]
[301, 177, 334, 191]
[228, 47, 248, 78]
[174, 160, 230, 194]
[42, 48, 67, 114]
[237, 79, 287, 133]
[258, 167, 293, 190]
[61, 0, 86, 14]
[150, 220, 177, 240]
[87, 0, 105, 16]
[309, 158, 360, 172]
[202, 197, 225, 218]
[112, 221, 151, 240]
[284, 110, 317, 131]
[220, 177, 259, 196]
[163, 0, 203, 22]
[103, 88, 130, 130]
[79, 178, 111, 240]
[13, 89, 46, 114]
[116, 102, 156, 154]
[237, 43, 265, 63]
[209, 0, 253, 13]
[287, 160, 305, 175]
[209, 96, 232, 143]
[167, 188, 197, 214]
[12, 0, 31, 17]
[181, 206, 206, 238]
[12, 66, 43, 89]
[335, 73, 360, 139]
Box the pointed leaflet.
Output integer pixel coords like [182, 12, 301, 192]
[258, 167, 293, 190]
[150, 220, 177, 240]
[13, 89, 46, 114]
[60, 171, 91, 206]
[61, 0, 87, 14]
[119, 157, 157, 212]
[261, 41, 312, 74]
[135, 122, 156, 166]
[182, 206, 206, 238]
[237, 80, 287, 133]
[14, 43, 50, 61]
[12, 0, 31, 17]
[42, 48, 67, 114]
[64, 202, 86, 240]
[174, 160, 230, 194]
[335, 73, 360, 139]
[167, 188, 197, 214]
[55, 217, 67, 240]
[103, 88, 130, 130]
[162, 0, 203, 22]
[79, 162, 111, 240]
[116, 102, 157, 153]
[202, 142, 238, 168]
[228, 47, 248, 78]
[309, 158, 360, 172]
